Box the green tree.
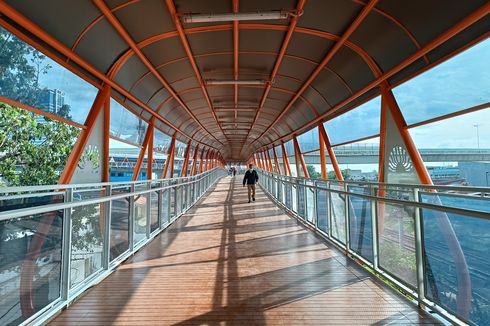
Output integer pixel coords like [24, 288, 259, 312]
[0, 103, 79, 186]
[327, 169, 351, 180]
[0, 27, 50, 107]
[306, 165, 322, 179]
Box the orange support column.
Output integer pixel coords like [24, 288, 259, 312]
[22, 85, 110, 318]
[318, 123, 343, 181]
[147, 123, 154, 180]
[266, 149, 274, 172]
[179, 140, 192, 177]
[318, 123, 327, 180]
[162, 135, 176, 179]
[189, 144, 200, 176]
[382, 88, 432, 184]
[272, 146, 282, 175]
[132, 120, 154, 181]
[293, 135, 310, 178]
[281, 141, 292, 176]
[102, 89, 111, 182]
[59, 85, 110, 184]
[198, 147, 207, 174]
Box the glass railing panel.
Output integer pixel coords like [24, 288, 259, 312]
[110, 186, 130, 262]
[150, 188, 159, 233]
[306, 187, 315, 224]
[292, 184, 298, 213]
[170, 187, 176, 219]
[330, 184, 346, 244]
[285, 183, 292, 209]
[420, 194, 490, 326]
[347, 186, 374, 262]
[377, 200, 416, 287]
[297, 183, 306, 219]
[315, 181, 328, 234]
[0, 193, 64, 212]
[0, 210, 63, 325]
[133, 184, 147, 245]
[161, 188, 170, 227]
[70, 190, 104, 289]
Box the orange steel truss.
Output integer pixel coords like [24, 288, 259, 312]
[292, 135, 310, 178]
[132, 120, 155, 181]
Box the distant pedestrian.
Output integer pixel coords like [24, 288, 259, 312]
[243, 163, 259, 203]
[233, 167, 236, 177]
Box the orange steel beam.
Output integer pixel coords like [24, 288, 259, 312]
[272, 146, 282, 175]
[164, 0, 229, 145]
[293, 137, 302, 177]
[265, 148, 274, 172]
[253, 2, 490, 153]
[382, 88, 432, 184]
[169, 141, 176, 178]
[281, 142, 292, 176]
[59, 85, 110, 184]
[378, 96, 387, 183]
[20, 85, 110, 318]
[293, 135, 310, 178]
[103, 93, 111, 182]
[179, 140, 192, 177]
[93, 0, 224, 148]
[318, 123, 327, 180]
[190, 144, 200, 176]
[147, 122, 154, 180]
[243, 0, 307, 154]
[250, 0, 379, 148]
[318, 123, 343, 181]
[0, 95, 86, 130]
[198, 147, 208, 174]
[0, 3, 222, 153]
[162, 135, 176, 179]
[132, 120, 154, 181]
[382, 87, 472, 317]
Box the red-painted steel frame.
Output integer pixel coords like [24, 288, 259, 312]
[272, 146, 282, 175]
[318, 123, 343, 181]
[250, 0, 379, 149]
[242, 0, 307, 155]
[318, 123, 327, 180]
[179, 140, 192, 177]
[162, 135, 176, 179]
[132, 119, 154, 181]
[293, 135, 310, 178]
[281, 142, 292, 176]
[190, 144, 200, 176]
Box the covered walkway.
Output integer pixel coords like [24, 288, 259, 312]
[51, 177, 439, 325]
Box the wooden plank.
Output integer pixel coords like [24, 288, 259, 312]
[51, 177, 440, 325]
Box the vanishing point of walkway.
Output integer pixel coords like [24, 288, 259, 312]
[52, 177, 440, 325]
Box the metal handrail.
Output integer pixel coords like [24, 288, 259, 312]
[257, 169, 488, 326]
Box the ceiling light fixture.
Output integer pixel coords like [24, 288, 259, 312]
[181, 10, 300, 23]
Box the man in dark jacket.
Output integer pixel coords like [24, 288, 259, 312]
[243, 163, 259, 203]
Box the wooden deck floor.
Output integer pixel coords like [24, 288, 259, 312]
[51, 177, 441, 325]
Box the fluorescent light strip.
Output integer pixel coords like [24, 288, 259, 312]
[181, 11, 291, 23]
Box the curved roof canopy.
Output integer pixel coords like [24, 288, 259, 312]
[2, 0, 488, 160]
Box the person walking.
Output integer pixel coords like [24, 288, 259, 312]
[243, 164, 258, 203]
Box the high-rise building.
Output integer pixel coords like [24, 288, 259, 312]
[38, 88, 65, 113]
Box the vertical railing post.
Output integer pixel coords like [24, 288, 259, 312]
[158, 180, 164, 230]
[344, 183, 350, 252]
[103, 185, 112, 270]
[146, 182, 151, 239]
[129, 183, 135, 252]
[413, 188, 426, 305]
[370, 185, 379, 271]
[60, 188, 73, 301]
[327, 182, 333, 239]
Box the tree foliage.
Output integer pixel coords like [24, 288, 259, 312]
[0, 103, 79, 186]
[0, 27, 51, 107]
